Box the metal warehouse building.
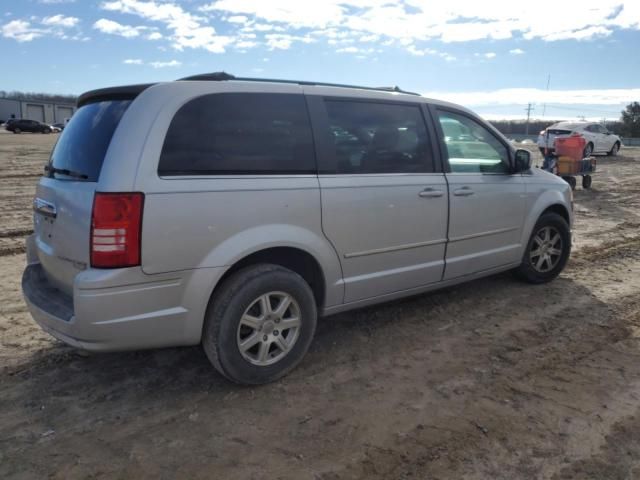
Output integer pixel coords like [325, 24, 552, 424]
[0, 97, 76, 124]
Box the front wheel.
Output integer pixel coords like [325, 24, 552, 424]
[514, 213, 571, 284]
[13, 128, 20, 134]
[202, 264, 317, 385]
[608, 142, 620, 156]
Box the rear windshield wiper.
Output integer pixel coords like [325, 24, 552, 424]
[44, 165, 89, 180]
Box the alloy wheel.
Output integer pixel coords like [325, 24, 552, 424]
[529, 226, 563, 273]
[236, 291, 301, 366]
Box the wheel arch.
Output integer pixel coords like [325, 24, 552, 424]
[540, 203, 571, 225]
[520, 190, 572, 251]
[214, 246, 327, 311]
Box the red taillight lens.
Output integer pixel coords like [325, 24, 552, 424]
[90, 192, 144, 268]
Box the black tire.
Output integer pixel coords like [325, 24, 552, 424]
[583, 142, 594, 158]
[13, 128, 20, 134]
[42, 127, 51, 134]
[608, 142, 620, 156]
[582, 175, 592, 189]
[514, 213, 571, 284]
[563, 176, 576, 190]
[202, 264, 317, 385]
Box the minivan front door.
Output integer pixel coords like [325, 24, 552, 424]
[308, 95, 448, 303]
[433, 108, 526, 280]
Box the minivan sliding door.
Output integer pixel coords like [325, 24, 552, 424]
[307, 94, 448, 303]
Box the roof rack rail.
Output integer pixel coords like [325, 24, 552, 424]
[177, 72, 421, 96]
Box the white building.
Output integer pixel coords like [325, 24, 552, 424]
[0, 97, 76, 124]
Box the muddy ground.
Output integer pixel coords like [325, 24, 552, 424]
[0, 131, 639, 479]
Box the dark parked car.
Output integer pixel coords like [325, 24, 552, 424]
[5, 119, 52, 134]
[52, 123, 65, 131]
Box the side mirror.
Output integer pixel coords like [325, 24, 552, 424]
[513, 149, 532, 173]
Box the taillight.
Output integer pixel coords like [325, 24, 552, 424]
[90, 192, 144, 268]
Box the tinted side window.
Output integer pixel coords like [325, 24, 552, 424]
[436, 110, 509, 174]
[324, 100, 432, 174]
[159, 93, 315, 175]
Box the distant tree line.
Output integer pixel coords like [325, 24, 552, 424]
[0, 90, 77, 104]
[489, 102, 640, 138]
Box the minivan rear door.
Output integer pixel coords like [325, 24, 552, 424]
[33, 100, 132, 295]
[307, 93, 448, 303]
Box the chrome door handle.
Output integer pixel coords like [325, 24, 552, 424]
[33, 198, 57, 218]
[453, 187, 475, 197]
[418, 188, 444, 198]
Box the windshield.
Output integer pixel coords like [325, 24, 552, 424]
[48, 100, 131, 181]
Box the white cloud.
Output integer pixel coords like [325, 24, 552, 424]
[235, 39, 257, 48]
[1, 20, 43, 42]
[42, 14, 79, 27]
[149, 59, 181, 68]
[423, 88, 640, 107]
[336, 46, 359, 53]
[264, 33, 313, 50]
[1, 13, 81, 42]
[123, 58, 180, 67]
[93, 18, 145, 38]
[226, 15, 248, 24]
[147, 31, 162, 40]
[206, 0, 640, 46]
[509, 48, 525, 55]
[484, 52, 497, 59]
[101, 0, 232, 53]
[406, 44, 456, 61]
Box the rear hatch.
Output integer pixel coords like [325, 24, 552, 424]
[33, 99, 132, 295]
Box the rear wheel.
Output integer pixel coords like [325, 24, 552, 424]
[608, 142, 620, 156]
[583, 142, 594, 158]
[202, 264, 317, 385]
[582, 175, 592, 189]
[13, 128, 20, 134]
[514, 213, 571, 284]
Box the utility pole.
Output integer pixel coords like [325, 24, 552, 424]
[542, 73, 550, 117]
[525, 103, 534, 135]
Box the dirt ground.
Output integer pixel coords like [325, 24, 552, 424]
[1, 131, 639, 480]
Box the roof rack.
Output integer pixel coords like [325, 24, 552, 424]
[178, 72, 421, 96]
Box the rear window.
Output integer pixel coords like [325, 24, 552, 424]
[48, 100, 131, 181]
[158, 93, 315, 176]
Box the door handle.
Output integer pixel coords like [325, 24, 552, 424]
[33, 198, 57, 218]
[453, 186, 475, 197]
[418, 187, 444, 198]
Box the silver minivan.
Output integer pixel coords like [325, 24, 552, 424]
[23, 73, 573, 384]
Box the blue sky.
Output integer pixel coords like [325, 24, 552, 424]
[2, 0, 640, 121]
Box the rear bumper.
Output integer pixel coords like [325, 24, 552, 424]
[22, 237, 225, 352]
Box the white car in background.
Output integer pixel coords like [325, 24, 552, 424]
[537, 122, 622, 157]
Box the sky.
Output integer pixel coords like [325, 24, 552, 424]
[1, 0, 640, 121]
